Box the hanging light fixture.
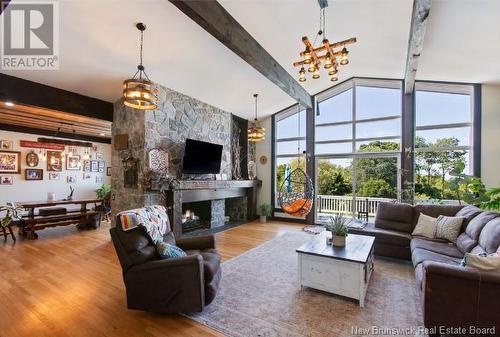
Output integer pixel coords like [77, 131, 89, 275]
[293, 2, 356, 83]
[248, 94, 265, 142]
[123, 22, 158, 110]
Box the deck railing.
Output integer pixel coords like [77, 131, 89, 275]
[316, 195, 462, 219]
[316, 195, 392, 218]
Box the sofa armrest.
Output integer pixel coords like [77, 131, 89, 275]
[421, 261, 500, 330]
[176, 234, 215, 251]
[124, 255, 205, 312]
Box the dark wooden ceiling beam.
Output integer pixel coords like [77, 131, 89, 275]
[0, 74, 113, 121]
[168, 0, 313, 108]
[404, 0, 432, 94]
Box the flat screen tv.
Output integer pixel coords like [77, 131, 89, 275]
[182, 139, 223, 174]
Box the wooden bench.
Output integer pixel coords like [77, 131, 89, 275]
[17, 199, 103, 240]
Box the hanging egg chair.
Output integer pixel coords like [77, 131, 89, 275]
[277, 104, 314, 217]
[278, 167, 314, 217]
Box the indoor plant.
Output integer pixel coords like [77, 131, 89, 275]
[1, 203, 24, 228]
[259, 203, 272, 223]
[325, 213, 349, 247]
[96, 184, 111, 199]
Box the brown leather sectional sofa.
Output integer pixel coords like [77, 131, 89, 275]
[350, 202, 500, 335]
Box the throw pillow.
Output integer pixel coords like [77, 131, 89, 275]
[156, 241, 187, 259]
[435, 215, 464, 243]
[412, 213, 437, 238]
[461, 253, 500, 271]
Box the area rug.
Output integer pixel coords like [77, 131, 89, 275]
[186, 232, 423, 337]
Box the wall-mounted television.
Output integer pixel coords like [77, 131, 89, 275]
[182, 139, 223, 174]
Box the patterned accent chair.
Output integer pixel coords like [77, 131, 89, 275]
[109, 205, 221, 313]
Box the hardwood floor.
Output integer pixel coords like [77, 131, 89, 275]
[0, 220, 302, 337]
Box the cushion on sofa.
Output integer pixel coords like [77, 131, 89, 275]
[375, 202, 414, 233]
[456, 211, 499, 253]
[412, 213, 437, 238]
[350, 222, 412, 247]
[410, 237, 464, 258]
[455, 204, 483, 228]
[477, 217, 500, 254]
[435, 215, 464, 243]
[413, 204, 464, 226]
[411, 247, 462, 268]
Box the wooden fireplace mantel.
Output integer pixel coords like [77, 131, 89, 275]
[165, 180, 260, 236]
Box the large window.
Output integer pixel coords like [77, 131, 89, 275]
[271, 78, 479, 222]
[274, 107, 306, 205]
[414, 83, 475, 201]
[314, 79, 402, 221]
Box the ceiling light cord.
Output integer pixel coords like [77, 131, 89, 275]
[254, 93, 258, 121]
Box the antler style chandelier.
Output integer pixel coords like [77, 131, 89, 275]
[248, 94, 265, 142]
[293, 3, 356, 83]
[123, 22, 158, 110]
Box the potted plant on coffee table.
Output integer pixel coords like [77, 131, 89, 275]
[325, 213, 349, 247]
[259, 203, 272, 223]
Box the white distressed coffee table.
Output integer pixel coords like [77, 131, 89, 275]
[296, 232, 375, 307]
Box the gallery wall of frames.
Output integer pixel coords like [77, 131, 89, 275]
[0, 130, 111, 205]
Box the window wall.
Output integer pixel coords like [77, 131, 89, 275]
[314, 79, 402, 221]
[272, 78, 479, 222]
[414, 82, 475, 201]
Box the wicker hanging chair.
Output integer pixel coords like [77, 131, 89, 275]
[278, 167, 314, 217]
[277, 105, 314, 217]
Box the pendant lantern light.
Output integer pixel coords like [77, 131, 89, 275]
[248, 94, 265, 142]
[123, 22, 158, 110]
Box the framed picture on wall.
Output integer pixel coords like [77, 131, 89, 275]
[106, 167, 111, 176]
[0, 140, 13, 150]
[67, 175, 77, 184]
[96, 153, 104, 161]
[25, 169, 43, 181]
[91, 160, 99, 172]
[26, 151, 39, 167]
[96, 176, 104, 184]
[49, 173, 60, 181]
[66, 155, 81, 170]
[83, 173, 92, 181]
[83, 160, 91, 172]
[0, 151, 21, 174]
[98, 160, 105, 168]
[0, 175, 13, 185]
[47, 151, 63, 171]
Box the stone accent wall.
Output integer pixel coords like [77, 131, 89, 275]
[225, 197, 248, 222]
[111, 102, 147, 221]
[111, 84, 233, 220]
[211, 199, 226, 228]
[145, 85, 232, 179]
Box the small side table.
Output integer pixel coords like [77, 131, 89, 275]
[1, 224, 16, 242]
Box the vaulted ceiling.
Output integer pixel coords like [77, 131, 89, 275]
[1, 0, 499, 120]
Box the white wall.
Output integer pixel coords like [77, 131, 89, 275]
[255, 116, 272, 210]
[0, 130, 111, 206]
[481, 84, 500, 188]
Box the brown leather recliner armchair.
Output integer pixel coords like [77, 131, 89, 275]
[110, 216, 221, 314]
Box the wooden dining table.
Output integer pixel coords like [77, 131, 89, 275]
[16, 198, 104, 239]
